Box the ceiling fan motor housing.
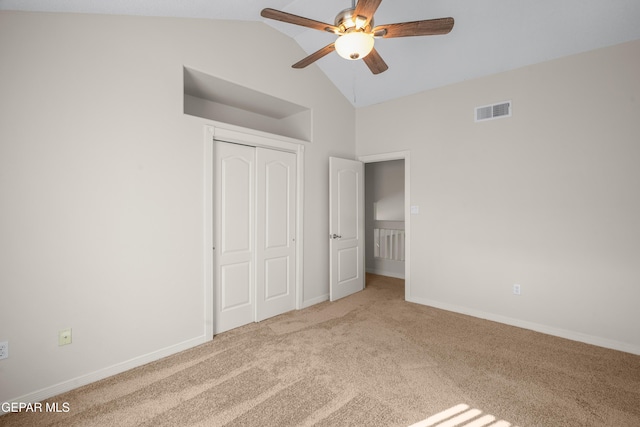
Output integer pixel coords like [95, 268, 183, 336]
[334, 8, 374, 33]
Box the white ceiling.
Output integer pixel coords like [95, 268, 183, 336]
[2, 0, 640, 107]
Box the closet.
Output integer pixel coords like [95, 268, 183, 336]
[214, 141, 297, 333]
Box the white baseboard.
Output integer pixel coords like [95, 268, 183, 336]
[302, 293, 329, 308]
[406, 296, 640, 356]
[3, 335, 208, 411]
[366, 268, 405, 280]
[8, 295, 636, 415]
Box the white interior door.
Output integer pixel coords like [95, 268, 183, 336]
[256, 147, 296, 322]
[329, 157, 365, 301]
[215, 142, 255, 333]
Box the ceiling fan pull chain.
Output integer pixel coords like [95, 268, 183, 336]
[353, 65, 357, 104]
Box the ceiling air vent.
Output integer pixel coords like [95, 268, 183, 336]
[475, 101, 512, 122]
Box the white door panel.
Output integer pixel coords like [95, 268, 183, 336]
[220, 262, 251, 310]
[220, 156, 252, 254]
[337, 169, 359, 239]
[330, 157, 364, 301]
[215, 142, 255, 333]
[256, 148, 296, 321]
[338, 247, 359, 283]
[265, 256, 289, 299]
[265, 161, 290, 249]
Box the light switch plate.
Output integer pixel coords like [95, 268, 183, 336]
[0, 341, 8, 360]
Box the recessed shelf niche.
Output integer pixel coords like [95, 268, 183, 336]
[183, 67, 311, 142]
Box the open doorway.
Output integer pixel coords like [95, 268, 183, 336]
[365, 159, 405, 279]
[359, 152, 411, 300]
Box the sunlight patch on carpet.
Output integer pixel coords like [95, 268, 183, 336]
[409, 403, 518, 427]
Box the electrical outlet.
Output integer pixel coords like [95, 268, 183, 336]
[513, 284, 521, 295]
[58, 329, 72, 346]
[0, 341, 8, 360]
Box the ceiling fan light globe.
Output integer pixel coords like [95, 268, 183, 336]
[335, 31, 374, 60]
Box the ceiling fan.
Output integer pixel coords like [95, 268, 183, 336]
[261, 0, 454, 75]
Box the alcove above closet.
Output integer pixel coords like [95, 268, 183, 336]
[183, 67, 312, 142]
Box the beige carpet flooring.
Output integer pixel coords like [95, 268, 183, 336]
[3, 274, 639, 426]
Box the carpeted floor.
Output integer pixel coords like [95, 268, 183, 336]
[2, 274, 640, 426]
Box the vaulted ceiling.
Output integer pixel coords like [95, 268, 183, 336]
[2, 0, 640, 107]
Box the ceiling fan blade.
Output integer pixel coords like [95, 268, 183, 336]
[292, 43, 336, 69]
[373, 17, 454, 38]
[354, 0, 383, 28]
[363, 48, 388, 75]
[261, 8, 339, 33]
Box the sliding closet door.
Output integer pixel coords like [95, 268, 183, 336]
[214, 142, 297, 333]
[215, 142, 255, 333]
[255, 148, 296, 322]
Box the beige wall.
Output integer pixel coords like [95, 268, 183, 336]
[357, 39, 640, 353]
[0, 11, 355, 402]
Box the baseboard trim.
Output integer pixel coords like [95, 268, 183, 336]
[406, 296, 640, 356]
[302, 294, 329, 308]
[365, 268, 405, 279]
[3, 335, 208, 410]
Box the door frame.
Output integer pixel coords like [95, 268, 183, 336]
[358, 151, 411, 301]
[204, 124, 305, 339]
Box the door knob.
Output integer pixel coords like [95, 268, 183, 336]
[331, 234, 342, 239]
